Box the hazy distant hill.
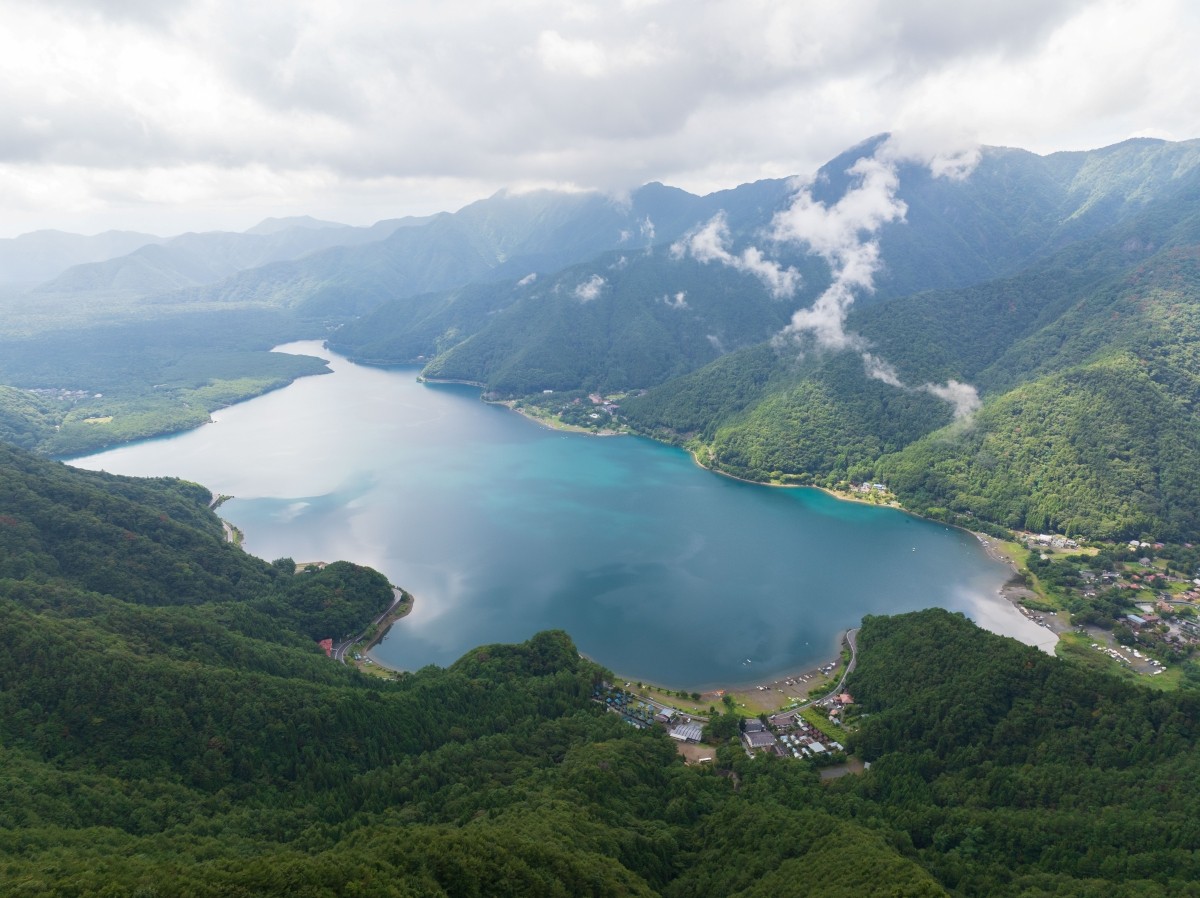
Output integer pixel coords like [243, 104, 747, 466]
[0, 228, 164, 287]
[36, 217, 413, 297]
[160, 184, 762, 319]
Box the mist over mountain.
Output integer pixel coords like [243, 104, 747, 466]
[34, 217, 414, 298]
[5, 132, 1200, 895]
[5, 135, 1200, 533]
[0, 229, 166, 288]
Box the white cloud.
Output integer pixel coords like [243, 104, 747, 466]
[862, 352, 902, 387]
[573, 273, 606, 301]
[0, 0, 1197, 234]
[923, 380, 982, 420]
[773, 136, 986, 418]
[517, 272, 537, 286]
[661, 290, 688, 309]
[673, 211, 800, 298]
[773, 150, 906, 348]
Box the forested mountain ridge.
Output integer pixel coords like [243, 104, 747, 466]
[3, 440, 1200, 894]
[620, 157, 1200, 539]
[6, 136, 1200, 532]
[320, 138, 1200, 378]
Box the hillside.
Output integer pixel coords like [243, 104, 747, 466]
[34, 217, 409, 297]
[621, 161, 1200, 540]
[331, 137, 1200, 381]
[2, 442, 1200, 894]
[0, 309, 329, 456]
[6, 136, 1200, 535]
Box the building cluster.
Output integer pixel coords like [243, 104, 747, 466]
[849, 482, 888, 494]
[1026, 532, 1080, 550]
[592, 683, 853, 763]
[26, 387, 99, 402]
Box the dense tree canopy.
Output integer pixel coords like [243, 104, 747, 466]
[1, 443, 1199, 895]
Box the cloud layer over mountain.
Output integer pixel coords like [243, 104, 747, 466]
[0, 0, 1196, 234]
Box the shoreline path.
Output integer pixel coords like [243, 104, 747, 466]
[333, 587, 406, 664]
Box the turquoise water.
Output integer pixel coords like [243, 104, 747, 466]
[70, 341, 1034, 689]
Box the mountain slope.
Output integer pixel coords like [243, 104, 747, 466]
[0, 228, 163, 287]
[36, 218, 412, 297]
[621, 164, 1200, 539]
[329, 137, 1200, 407]
[414, 250, 812, 393]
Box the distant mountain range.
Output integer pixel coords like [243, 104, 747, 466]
[4, 134, 1200, 538]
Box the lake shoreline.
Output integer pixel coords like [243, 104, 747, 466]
[77, 340, 1053, 688]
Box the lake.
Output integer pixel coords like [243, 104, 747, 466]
[70, 341, 1051, 689]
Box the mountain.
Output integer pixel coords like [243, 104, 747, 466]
[8, 135, 1200, 539]
[622, 159, 1200, 539]
[332, 247, 815, 393]
[244, 214, 354, 234]
[332, 138, 1200, 397]
[0, 228, 164, 287]
[137, 179, 796, 322]
[35, 217, 414, 297]
[3, 440, 1200, 895]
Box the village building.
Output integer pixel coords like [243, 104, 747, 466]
[743, 730, 777, 751]
[671, 723, 703, 743]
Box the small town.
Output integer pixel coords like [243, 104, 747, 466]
[990, 530, 1200, 686]
[593, 680, 859, 772]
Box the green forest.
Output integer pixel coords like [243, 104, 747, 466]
[0, 310, 328, 456]
[2, 440, 1200, 895]
[621, 177, 1200, 541]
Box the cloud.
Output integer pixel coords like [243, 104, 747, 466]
[573, 273, 606, 301]
[922, 380, 982, 420]
[772, 150, 907, 348]
[0, 0, 1198, 234]
[517, 272, 537, 286]
[672, 211, 800, 298]
[661, 290, 689, 309]
[862, 352, 902, 387]
[773, 136, 985, 421]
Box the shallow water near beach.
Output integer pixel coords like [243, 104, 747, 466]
[71, 341, 1048, 689]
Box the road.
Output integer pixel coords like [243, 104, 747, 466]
[333, 587, 406, 664]
[796, 627, 859, 713]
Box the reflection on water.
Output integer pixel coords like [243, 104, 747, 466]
[71, 341, 1046, 688]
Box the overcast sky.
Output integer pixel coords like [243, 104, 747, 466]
[1, 0, 1196, 237]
